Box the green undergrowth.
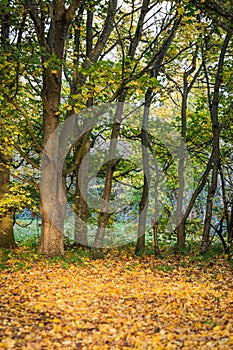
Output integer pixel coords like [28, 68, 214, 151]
[0, 235, 230, 273]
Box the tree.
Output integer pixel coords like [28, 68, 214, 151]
[201, 33, 232, 253]
[93, 1, 182, 258]
[22, 0, 83, 257]
[64, 0, 118, 248]
[1, 0, 232, 257]
[0, 1, 23, 248]
[173, 47, 202, 248]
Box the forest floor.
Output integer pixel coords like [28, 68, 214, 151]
[1, 246, 233, 349]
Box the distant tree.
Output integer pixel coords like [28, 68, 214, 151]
[201, 33, 232, 253]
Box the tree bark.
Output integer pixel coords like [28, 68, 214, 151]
[0, 3, 16, 248]
[93, 94, 126, 259]
[74, 136, 90, 247]
[228, 202, 233, 258]
[176, 48, 201, 248]
[201, 34, 231, 253]
[135, 9, 182, 254]
[24, 0, 82, 257]
[176, 88, 187, 248]
[135, 93, 151, 254]
[0, 152, 16, 248]
[219, 165, 231, 249]
[67, 0, 117, 248]
[148, 140, 161, 256]
[38, 6, 68, 257]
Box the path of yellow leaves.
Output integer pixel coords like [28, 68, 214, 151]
[1, 253, 233, 349]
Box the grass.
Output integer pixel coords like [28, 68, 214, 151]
[1, 218, 229, 273]
[0, 234, 229, 273]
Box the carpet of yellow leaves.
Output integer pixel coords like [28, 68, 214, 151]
[1, 251, 233, 349]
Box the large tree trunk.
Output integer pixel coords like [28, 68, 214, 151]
[24, 0, 83, 257]
[0, 0, 16, 249]
[39, 64, 65, 256]
[39, 130, 66, 256]
[0, 152, 16, 248]
[39, 203, 65, 256]
[38, 56, 66, 256]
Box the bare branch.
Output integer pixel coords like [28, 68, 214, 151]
[66, 0, 84, 24]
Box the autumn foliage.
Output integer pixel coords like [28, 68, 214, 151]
[1, 1, 233, 347]
[1, 247, 233, 349]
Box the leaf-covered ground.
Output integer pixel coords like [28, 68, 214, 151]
[1, 248, 233, 349]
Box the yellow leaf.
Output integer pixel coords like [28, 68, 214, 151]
[177, 8, 185, 15]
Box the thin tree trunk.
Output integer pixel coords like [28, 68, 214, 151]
[93, 94, 125, 259]
[94, 0, 151, 258]
[228, 202, 233, 259]
[149, 141, 161, 256]
[176, 48, 201, 248]
[135, 93, 151, 254]
[180, 152, 214, 225]
[210, 217, 228, 253]
[219, 165, 231, 251]
[201, 130, 220, 253]
[73, 5, 93, 247]
[135, 7, 182, 254]
[68, 1, 117, 248]
[94, 0, 182, 258]
[74, 136, 90, 247]
[201, 34, 231, 253]
[176, 89, 187, 248]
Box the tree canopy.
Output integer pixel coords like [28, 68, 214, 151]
[0, 0, 232, 258]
